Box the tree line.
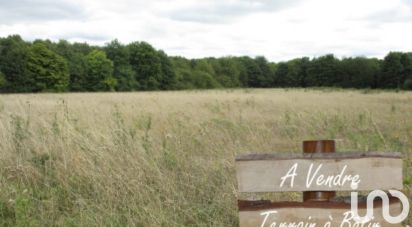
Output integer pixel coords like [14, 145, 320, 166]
[0, 35, 411, 93]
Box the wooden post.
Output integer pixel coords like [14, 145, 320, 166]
[303, 140, 336, 202]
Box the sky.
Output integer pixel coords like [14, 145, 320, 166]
[0, 0, 411, 61]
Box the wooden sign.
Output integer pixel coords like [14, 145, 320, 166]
[236, 152, 402, 192]
[238, 199, 403, 227]
[235, 140, 407, 227]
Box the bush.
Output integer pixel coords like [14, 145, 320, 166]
[404, 78, 412, 90]
[0, 71, 6, 89]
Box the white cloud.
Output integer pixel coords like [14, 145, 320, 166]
[0, 0, 87, 24]
[161, 0, 302, 23]
[0, 0, 411, 61]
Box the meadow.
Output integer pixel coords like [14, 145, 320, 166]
[0, 88, 411, 226]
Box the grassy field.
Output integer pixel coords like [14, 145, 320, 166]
[0, 88, 411, 226]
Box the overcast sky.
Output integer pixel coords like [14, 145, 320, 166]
[0, 0, 411, 61]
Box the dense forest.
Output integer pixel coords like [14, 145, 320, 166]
[0, 35, 411, 93]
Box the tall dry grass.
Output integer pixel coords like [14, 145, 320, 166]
[0, 88, 411, 226]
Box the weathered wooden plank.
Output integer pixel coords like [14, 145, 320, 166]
[236, 152, 402, 192]
[236, 151, 402, 161]
[239, 199, 402, 227]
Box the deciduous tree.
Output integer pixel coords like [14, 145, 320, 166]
[84, 50, 116, 91]
[27, 42, 69, 92]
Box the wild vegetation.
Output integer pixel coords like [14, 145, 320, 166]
[1, 35, 412, 93]
[0, 89, 410, 226]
